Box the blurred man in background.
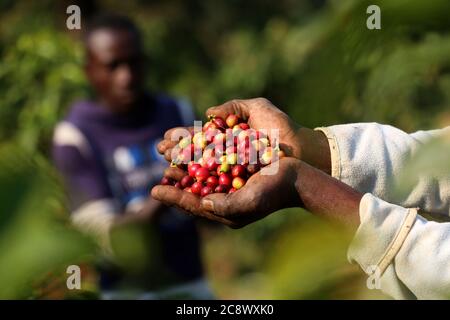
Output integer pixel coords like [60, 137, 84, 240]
[52, 14, 213, 299]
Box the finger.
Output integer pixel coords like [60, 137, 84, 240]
[200, 193, 254, 229]
[201, 173, 267, 218]
[163, 126, 193, 140]
[200, 192, 235, 217]
[157, 139, 178, 155]
[194, 208, 239, 227]
[151, 186, 237, 227]
[206, 99, 250, 121]
[151, 185, 197, 208]
[164, 145, 181, 162]
[163, 167, 186, 181]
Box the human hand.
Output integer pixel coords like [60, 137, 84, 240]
[157, 98, 331, 173]
[151, 157, 302, 228]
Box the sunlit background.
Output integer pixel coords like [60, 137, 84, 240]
[1, 0, 450, 299]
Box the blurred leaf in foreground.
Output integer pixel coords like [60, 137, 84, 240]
[265, 213, 386, 299]
[0, 144, 96, 299]
[393, 132, 450, 217]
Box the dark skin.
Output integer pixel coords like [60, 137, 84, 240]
[157, 98, 332, 173]
[151, 98, 362, 231]
[84, 28, 164, 225]
[85, 28, 145, 113]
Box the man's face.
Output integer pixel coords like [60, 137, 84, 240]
[85, 28, 144, 113]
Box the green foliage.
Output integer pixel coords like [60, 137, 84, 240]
[0, 144, 96, 298]
[0, 16, 88, 153]
[3, 0, 450, 150]
[1, 0, 449, 299]
[266, 217, 354, 299]
[394, 134, 450, 204]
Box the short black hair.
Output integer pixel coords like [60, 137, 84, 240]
[83, 13, 141, 45]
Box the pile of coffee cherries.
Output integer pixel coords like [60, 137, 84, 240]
[159, 114, 284, 196]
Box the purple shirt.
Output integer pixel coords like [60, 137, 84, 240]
[53, 93, 203, 289]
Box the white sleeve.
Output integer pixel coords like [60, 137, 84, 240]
[315, 123, 450, 215]
[349, 194, 450, 299]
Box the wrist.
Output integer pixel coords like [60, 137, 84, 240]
[293, 160, 311, 209]
[287, 158, 305, 208]
[294, 160, 362, 228]
[296, 127, 331, 175]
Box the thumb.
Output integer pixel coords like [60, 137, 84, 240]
[200, 192, 231, 216]
[206, 99, 250, 121]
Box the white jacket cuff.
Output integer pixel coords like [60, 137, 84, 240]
[348, 193, 416, 273]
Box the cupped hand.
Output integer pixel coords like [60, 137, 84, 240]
[151, 157, 302, 228]
[156, 98, 302, 163]
[205, 98, 304, 158]
[157, 98, 330, 173]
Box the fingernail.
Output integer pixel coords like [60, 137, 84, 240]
[201, 199, 214, 212]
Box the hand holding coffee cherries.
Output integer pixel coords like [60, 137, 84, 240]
[153, 157, 302, 228]
[157, 98, 332, 174]
[152, 98, 362, 229]
[158, 110, 286, 197]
